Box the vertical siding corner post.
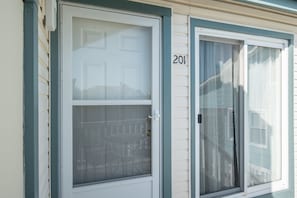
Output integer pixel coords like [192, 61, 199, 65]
[23, 0, 39, 198]
[162, 14, 172, 198]
[50, 1, 60, 197]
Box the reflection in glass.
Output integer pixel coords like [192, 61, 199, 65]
[73, 105, 152, 186]
[72, 17, 152, 100]
[199, 40, 240, 195]
[248, 46, 282, 186]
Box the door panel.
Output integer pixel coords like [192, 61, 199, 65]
[199, 40, 240, 196]
[62, 5, 160, 198]
[247, 46, 282, 186]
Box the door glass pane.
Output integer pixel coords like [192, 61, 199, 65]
[71, 17, 154, 186]
[199, 40, 240, 195]
[73, 105, 152, 185]
[72, 17, 152, 100]
[248, 45, 282, 186]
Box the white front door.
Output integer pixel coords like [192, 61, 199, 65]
[61, 5, 161, 198]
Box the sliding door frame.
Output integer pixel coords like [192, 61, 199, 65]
[190, 18, 294, 198]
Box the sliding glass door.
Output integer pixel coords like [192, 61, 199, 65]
[195, 28, 288, 198]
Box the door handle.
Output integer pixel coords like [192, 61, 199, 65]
[148, 110, 160, 121]
[198, 114, 202, 124]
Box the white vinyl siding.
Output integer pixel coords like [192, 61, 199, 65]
[38, 0, 51, 198]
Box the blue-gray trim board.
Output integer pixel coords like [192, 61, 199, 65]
[51, 1, 172, 198]
[240, 0, 297, 15]
[190, 18, 294, 198]
[64, 0, 171, 16]
[24, 0, 39, 198]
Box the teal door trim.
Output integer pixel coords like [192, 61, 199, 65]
[190, 18, 294, 198]
[24, 0, 39, 198]
[64, 0, 171, 16]
[51, 1, 172, 198]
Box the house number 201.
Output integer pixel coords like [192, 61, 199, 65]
[173, 55, 186, 64]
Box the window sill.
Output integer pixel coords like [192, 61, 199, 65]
[222, 180, 288, 198]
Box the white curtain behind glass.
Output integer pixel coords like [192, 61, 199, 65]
[248, 46, 282, 186]
[199, 40, 240, 195]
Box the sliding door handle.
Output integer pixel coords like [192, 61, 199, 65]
[198, 114, 202, 124]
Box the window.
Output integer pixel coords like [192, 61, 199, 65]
[195, 28, 288, 198]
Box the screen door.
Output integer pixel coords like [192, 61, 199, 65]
[61, 5, 160, 198]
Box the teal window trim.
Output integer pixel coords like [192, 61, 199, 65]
[190, 18, 294, 198]
[24, 0, 39, 198]
[51, 1, 172, 198]
[239, 0, 297, 15]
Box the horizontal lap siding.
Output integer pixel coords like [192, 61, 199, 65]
[172, 13, 190, 198]
[38, 0, 50, 198]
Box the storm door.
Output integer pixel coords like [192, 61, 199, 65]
[61, 5, 161, 198]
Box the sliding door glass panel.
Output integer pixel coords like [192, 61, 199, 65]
[199, 40, 240, 195]
[71, 17, 153, 186]
[72, 17, 152, 100]
[73, 105, 152, 185]
[248, 46, 282, 186]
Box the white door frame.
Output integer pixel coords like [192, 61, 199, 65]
[61, 4, 161, 198]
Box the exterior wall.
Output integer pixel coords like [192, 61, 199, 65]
[0, 1, 24, 198]
[38, 0, 51, 198]
[44, 1, 297, 198]
[131, 1, 297, 197]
